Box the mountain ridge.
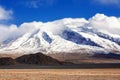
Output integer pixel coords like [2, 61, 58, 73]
[0, 14, 120, 54]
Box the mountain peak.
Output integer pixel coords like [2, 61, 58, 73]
[1, 15, 120, 54]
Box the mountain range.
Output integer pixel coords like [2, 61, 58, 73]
[0, 14, 120, 63]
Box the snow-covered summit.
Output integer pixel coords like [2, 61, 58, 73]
[1, 14, 120, 54]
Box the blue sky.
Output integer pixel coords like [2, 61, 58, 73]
[0, 0, 120, 25]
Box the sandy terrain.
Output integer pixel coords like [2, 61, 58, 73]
[0, 69, 119, 80]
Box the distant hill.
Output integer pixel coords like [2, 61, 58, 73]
[0, 57, 16, 66]
[48, 52, 120, 64]
[15, 52, 62, 66]
[0, 52, 72, 66]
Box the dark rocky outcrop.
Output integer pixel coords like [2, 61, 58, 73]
[0, 57, 16, 66]
[0, 52, 73, 66]
[15, 52, 63, 65]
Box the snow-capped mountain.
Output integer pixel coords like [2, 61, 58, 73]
[1, 14, 120, 54]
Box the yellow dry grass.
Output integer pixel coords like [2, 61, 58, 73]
[0, 69, 119, 80]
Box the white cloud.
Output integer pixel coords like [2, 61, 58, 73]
[0, 13, 120, 43]
[93, 0, 120, 6]
[0, 24, 18, 42]
[0, 21, 43, 42]
[25, 0, 41, 8]
[0, 6, 13, 42]
[89, 13, 120, 34]
[0, 6, 13, 20]
[22, 0, 56, 8]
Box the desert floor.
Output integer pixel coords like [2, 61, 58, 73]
[0, 69, 119, 80]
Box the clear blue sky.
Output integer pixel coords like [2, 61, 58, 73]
[0, 0, 120, 25]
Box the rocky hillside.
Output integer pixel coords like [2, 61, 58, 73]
[15, 52, 62, 66]
[0, 52, 72, 66]
[0, 57, 16, 66]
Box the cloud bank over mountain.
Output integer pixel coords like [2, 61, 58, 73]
[0, 13, 120, 43]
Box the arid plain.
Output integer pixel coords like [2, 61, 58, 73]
[0, 69, 119, 80]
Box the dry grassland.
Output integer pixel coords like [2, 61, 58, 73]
[0, 69, 119, 80]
